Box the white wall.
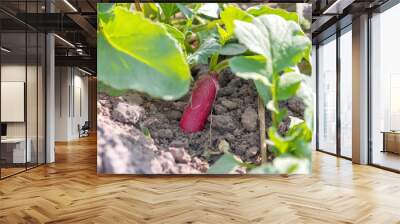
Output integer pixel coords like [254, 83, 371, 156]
[55, 67, 89, 141]
[1, 63, 46, 164]
[1, 65, 30, 138]
[55, 66, 69, 141]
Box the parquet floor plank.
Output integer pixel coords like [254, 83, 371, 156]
[0, 135, 399, 223]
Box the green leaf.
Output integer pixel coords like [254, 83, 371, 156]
[220, 43, 247, 56]
[268, 121, 312, 159]
[277, 72, 303, 101]
[289, 116, 304, 129]
[267, 100, 278, 114]
[220, 5, 253, 42]
[266, 101, 286, 124]
[176, 3, 193, 19]
[247, 5, 299, 22]
[197, 25, 219, 45]
[98, 81, 127, 97]
[254, 81, 270, 107]
[250, 152, 311, 174]
[115, 3, 131, 10]
[207, 152, 242, 174]
[228, 55, 270, 87]
[250, 164, 278, 174]
[188, 37, 221, 65]
[198, 3, 220, 18]
[268, 128, 290, 154]
[271, 157, 310, 174]
[233, 20, 271, 68]
[159, 3, 179, 21]
[143, 3, 160, 19]
[141, 126, 151, 138]
[234, 15, 311, 74]
[98, 3, 115, 24]
[296, 81, 314, 131]
[98, 7, 190, 100]
[276, 108, 288, 125]
[98, 3, 114, 14]
[164, 24, 185, 45]
[256, 15, 311, 74]
[217, 24, 229, 45]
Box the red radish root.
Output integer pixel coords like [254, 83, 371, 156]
[179, 73, 219, 133]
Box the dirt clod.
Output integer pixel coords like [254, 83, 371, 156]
[98, 68, 306, 174]
[221, 99, 238, 110]
[97, 95, 203, 174]
[211, 115, 236, 131]
[169, 147, 192, 164]
[123, 92, 143, 106]
[241, 108, 258, 132]
[111, 101, 144, 125]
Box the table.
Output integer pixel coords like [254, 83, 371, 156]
[1, 138, 31, 163]
[381, 131, 400, 154]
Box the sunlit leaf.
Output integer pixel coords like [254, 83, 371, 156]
[229, 55, 270, 86]
[277, 72, 303, 101]
[159, 3, 179, 21]
[98, 7, 190, 100]
[250, 157, 310, 174]
[188, 37, 221, 65]
[143, 3, 160, 19]
[198, 3, 220, 18]
[207, 152, 242, 174]
[247, 5, 299, 22]
[164, 24, 185, 45]
[297, 81, 314, 130]
[98, 3, 114, 14]
[176, 3, 193, 19]
[234, 15, 311, 74]
[98, 81, 126, 96]
[98, 3, 114, 24]
[217, 24, 229, 45]
[254, 81, 270, 107]
[220, 6, 253, 43]
[250, 164, 278, 174]
[220, 43, 247, 56]
[272, 157, 310, 174]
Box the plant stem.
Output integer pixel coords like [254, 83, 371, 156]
[258, 96, 267, 163]
[271, 73, 279, 128]
[209, 54, 219, 71]
[213, 59, 229, 73]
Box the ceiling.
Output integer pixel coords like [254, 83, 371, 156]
[311, 0, 390, 43]
[0, 0, 97, 73]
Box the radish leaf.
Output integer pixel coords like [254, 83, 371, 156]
[207, 152, 242, 174]
[247, 5, 299, 22]
[98, 7, 191, 100]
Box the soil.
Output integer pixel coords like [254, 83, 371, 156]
[97, 67, 305, 174]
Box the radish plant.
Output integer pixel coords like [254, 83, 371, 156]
[98, 3, 313, 174]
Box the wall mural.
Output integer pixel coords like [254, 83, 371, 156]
[97, 2, 313, 174]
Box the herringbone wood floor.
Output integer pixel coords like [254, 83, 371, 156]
[1, 135, 400, 224]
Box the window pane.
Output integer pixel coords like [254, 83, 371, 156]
[1, 30, 27, 177]
[340, 28, 352, 158]
[318, 37, 337, 154]
[371, 4, 400, 171]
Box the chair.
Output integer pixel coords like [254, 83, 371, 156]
[79, 121, 90, 138]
